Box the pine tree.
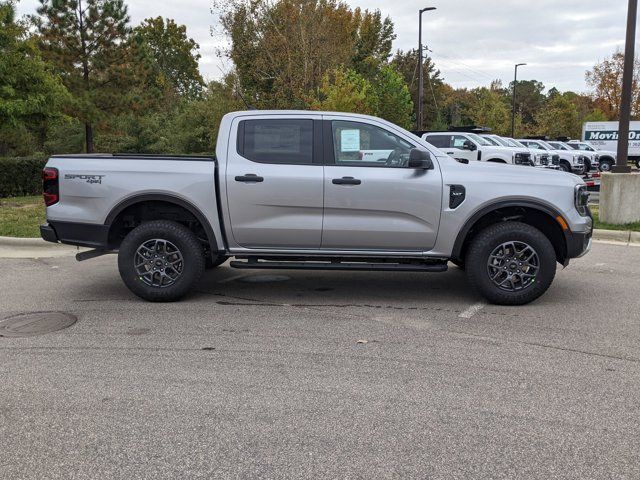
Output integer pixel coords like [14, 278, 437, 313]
[34, 0, 133, 152]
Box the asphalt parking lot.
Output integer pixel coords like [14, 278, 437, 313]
[1, 242, 639, 479]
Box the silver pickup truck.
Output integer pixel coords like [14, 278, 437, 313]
[40, 110, 592, 305]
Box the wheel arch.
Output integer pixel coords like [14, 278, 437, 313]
[452, 200, 569, 265]
[104, 193, 219, 257]
[486, 158, 507, 163]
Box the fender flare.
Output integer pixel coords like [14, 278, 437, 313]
[104, 193, 218, 253]
[451, 199, 568, 260]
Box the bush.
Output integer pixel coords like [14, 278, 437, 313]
[0, 156, 48, 198]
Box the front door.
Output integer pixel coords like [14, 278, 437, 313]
[225, 116, 324, 249]
[322, 118, 442, 251]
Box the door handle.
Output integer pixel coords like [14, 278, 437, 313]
[332, 176, 361, 185]
[235, 174, 264, 183]
[446, 151, 455, 155]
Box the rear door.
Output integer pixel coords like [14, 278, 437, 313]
[322, 117, 442, 251]
[225, 115, 324, 249]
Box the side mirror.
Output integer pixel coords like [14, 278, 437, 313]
[408, 149, 434, 169]
[463, 140, 476, 151]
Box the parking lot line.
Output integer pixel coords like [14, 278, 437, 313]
[459, 302, 486, 319]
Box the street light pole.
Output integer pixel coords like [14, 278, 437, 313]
[511, 63, 526, 138]
[613, 0, 637, 173]
[417, 7, 436, 131]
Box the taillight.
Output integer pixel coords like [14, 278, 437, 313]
[42, 167, 59, 206]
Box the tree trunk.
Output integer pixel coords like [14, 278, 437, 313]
[85, 123, 94, 153]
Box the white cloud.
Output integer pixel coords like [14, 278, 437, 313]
[15, 0, 639, 92]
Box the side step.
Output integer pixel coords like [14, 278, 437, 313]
[229, 259, 448, 272]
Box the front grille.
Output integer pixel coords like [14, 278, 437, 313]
[514, 152, 532, 165]
[551, 154, 560, 165]
[539, 154, 549, 166]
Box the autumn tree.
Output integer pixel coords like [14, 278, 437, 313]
[34, 0, 138, 152]
[216, 0, 398, 109]
[134, 17, 204, 100]
[0, 0, 68, 155]
[585, 51, 640, 119]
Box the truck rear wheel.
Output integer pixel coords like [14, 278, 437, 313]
[118, 220, 205, 302]
[465, 222, 556, 305]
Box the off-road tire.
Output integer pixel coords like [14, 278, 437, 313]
[465, 222, 556, 305]
[118, 220, 205, 302]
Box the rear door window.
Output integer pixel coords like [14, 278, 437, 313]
[238, 119, 313, 164]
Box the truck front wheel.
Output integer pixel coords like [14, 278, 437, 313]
[558, 161, 571, 172]
[465, 222, 557, 305]
[118, 220, 205, 302]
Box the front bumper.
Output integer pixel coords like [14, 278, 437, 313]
[566, 229, 592, 260]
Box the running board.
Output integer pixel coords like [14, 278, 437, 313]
[229, 259, 448, 272]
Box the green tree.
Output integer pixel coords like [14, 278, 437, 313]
[373, 65, 413, 129]
[34, 0, 138, 152]
[509, 79, 545, 127]
[465, 86, 511, 135]
[535, 94, 580, 138]
[351, 9, 395, 80]
[391, 48, 444, 130]
[169, 76, 243, 153]
[312, 68, 378, 115]
[0, 1, 68, 155]
[134, 17, 204, 100]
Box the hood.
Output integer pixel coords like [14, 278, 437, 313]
[442, 155, 584, 187]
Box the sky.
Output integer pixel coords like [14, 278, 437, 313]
[15, 0, 637, 93]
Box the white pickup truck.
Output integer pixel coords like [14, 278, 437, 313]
[40, 111, 592, 305]
[423, 132, 532, 165]
[518, 139, 586, 175]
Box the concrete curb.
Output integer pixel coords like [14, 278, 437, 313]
[0, 236, 87, 258]
[592, 229, 639, 246]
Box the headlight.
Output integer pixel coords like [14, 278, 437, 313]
[575, 185, 590, 217]
[574, 154, 584, 164]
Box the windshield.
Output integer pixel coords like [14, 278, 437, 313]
[482, 136, 500, 146]
[548, 142, 568, 150]
[467, 133, 492, 146]
[538, 140, 556, 150]
[505, 138, 527, 148]
[491, 136, 511, 147]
